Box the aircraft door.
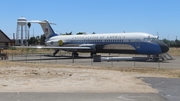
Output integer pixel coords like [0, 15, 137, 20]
[135, 39, 140, 48]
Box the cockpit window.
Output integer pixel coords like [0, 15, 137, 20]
[143, 38, 149, 41]
[144, 37, 165, 44]
[143, 38, 158, 42]
[151, 38, 157, 40]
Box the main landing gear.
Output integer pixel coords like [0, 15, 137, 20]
[53, 49, 60, 56]
[90, 52, 96, 57]
[72, 52, 79, 58]
[71, 52, 96, 58]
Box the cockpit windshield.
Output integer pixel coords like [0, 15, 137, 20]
[143, 38, 158, 41]
[143, 37, 165, 44]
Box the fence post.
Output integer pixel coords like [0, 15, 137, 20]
[158, 61, 160, 69]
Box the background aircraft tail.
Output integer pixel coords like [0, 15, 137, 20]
[39, 20, 58, 39]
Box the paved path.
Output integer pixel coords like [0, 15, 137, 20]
[0, 92, 166, 101]
[142, 77, 180, 101]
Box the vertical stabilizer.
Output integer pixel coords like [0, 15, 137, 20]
[39, 20, 58, 39]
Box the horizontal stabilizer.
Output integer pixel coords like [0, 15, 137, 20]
[17, 20, 56, 25]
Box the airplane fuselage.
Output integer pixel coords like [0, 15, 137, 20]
[45, 32, 169, 55]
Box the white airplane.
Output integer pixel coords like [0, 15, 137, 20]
[17, 20, 169, 60]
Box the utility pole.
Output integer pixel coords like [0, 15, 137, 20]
[27, 22, 31, 46]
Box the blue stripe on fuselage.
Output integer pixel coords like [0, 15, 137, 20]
[134, 42, 162, 54]
[64, 41, 162, 54]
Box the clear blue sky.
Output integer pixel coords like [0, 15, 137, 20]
[0, 0, 180, 40]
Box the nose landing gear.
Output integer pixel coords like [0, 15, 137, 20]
[147, 54, 164, 61]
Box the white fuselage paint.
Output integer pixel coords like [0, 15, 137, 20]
[45, 32, 157, 47]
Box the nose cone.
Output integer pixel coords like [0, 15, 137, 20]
[160, 44, 169, 53]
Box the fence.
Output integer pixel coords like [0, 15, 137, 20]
[4, 49, 180, 69]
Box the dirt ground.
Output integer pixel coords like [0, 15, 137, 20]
[0, 61, 180, 93]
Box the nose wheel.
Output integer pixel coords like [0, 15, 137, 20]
[147, 54, 164, 61]
[153, 55, 160, 61]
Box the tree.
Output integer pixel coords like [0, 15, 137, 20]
[92, 32, 96, 34]
[28, 36, 38, 45]
[27, 34, 46, 45]
[175, 39, 180, 44]
[40, 34, 46, 45]
[162, 39, 170, 45]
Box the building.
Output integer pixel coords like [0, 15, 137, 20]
[0, 29, 14, 49]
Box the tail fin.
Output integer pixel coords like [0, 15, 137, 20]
[39, 20, 58, 39]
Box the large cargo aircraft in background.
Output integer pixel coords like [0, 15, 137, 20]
[16, 20, 169, 60]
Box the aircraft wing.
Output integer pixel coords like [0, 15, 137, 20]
[11, 46, 94, 51]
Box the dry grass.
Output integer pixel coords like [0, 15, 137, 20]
[1, 61, 180, 78]
[1, 47, 179, 56]
[3, 49, 55, 54]
[1, 48, 180, 78]
[168, 47, 180, 56]
[112, 67, 180, 78]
